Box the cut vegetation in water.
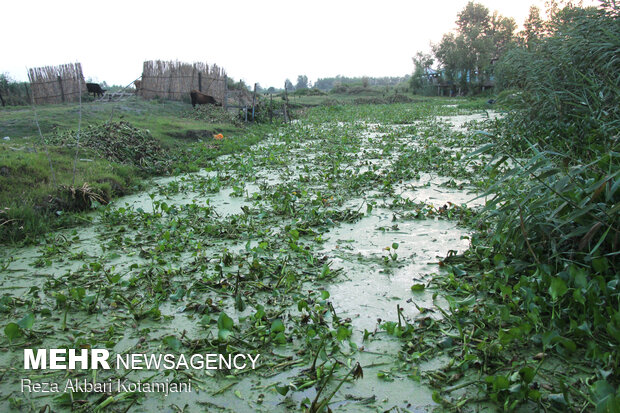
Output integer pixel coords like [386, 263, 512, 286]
[0, 100, 499, 412]
[1, 84, 617, 412]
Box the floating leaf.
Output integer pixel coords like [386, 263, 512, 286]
[217, 312, 235, 341]
[163, 336, 181, 351]
[199, 314, 212, 326]
[218, 312, 234, 330]
[273, 332, 287, 344]
[275, 384, 289, 396]
[17, 313, 35, 330]
[4, 322, 21, 342]
[270, 319, 285, 333]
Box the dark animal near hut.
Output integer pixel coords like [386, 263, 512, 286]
[190, 90, 220, 107]
[86, 83, 106, 98]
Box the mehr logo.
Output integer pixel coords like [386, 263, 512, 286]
[24, 349, 110, 370]
[24, 349, 261, 371]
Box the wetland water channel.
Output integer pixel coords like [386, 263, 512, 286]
[1, 107, 496, 412]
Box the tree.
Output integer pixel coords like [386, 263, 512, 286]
[521, 6, 545, 48]
[456, 1, 491, 39]
[432, 32, 464, 85]
[410, 52, 435, 94]
[457, 2, 493, 86]
[295, 75, 309, 90]
[489, 11, 517, 58]
[314, 78, 334, 91]
[431, 1, 516, 93]
[284, 79, 294, 91]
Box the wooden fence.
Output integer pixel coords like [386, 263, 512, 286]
[138, 60, 226, 103]
[27, 63, 87, 105]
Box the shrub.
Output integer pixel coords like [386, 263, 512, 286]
[292, 88, 326, 96]
[472, 5, 620, 403]
[386, 94, 413, 104]
[0, 74, 31, 106]
[495, 5, 619, 157]
[352, 97, 386, 105]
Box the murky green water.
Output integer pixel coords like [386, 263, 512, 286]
[0, 109, 494, 412]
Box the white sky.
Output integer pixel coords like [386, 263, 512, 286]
[2, 0, 598, 88]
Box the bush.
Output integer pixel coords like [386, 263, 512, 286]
[329, 84, 369, 95]
[495, 5, 619, 157]
[352, 97, 386, 105]
[248, 98, 287, 124]
[330, 84, 349, 94]
[320, 98, 343, 107]
[471, 5, 620, 403]
[292, 88, 326, 96]
[386, 94, 413, 103]
[0, 74, 31, 106]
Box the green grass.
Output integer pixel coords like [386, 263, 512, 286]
[0, 98, 238, 142]
[0, 98, 266, 244]
[0, 143, 139, 243]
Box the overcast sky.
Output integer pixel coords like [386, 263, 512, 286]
[2, 0, 598, 88]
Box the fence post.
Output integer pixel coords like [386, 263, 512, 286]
[283, 81, 290, 123]
[58, 76, 65, 103]
[270, 93, 273, 123]
[223, 75, 228, 110]
[0, 91, 5, 107]
[24, 83, 30, 104]
[251, 83, 257, 122]
[198, 72, 202, 92]
[167, 72, 173, 100]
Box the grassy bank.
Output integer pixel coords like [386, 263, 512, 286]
[0, 98, 270, 244]
[278, 87, 491, 108]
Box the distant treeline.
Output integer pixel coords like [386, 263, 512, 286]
[262, 75, 411, 94]
[313, 75, 410, 91]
